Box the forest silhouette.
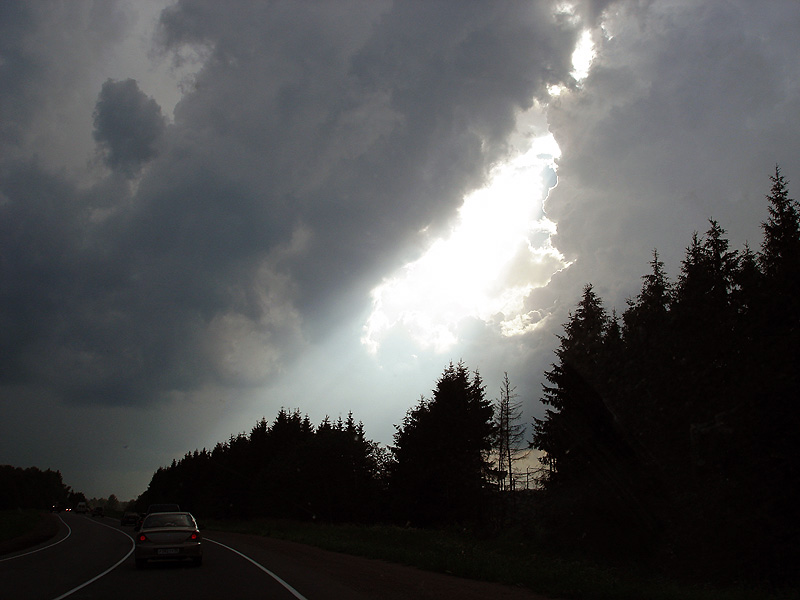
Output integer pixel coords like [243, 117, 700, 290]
[136, 167, 798, 585]
[6, 167, 793, 587]
[133, 167, 799, 585]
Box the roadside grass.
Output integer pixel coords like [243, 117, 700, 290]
[0, 509, 46, 543]
[204, 518, 793, 600]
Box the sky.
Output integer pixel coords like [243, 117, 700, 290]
[2, 0, 799, 501]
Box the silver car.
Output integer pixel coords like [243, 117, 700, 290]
[134, 512, 202, 568]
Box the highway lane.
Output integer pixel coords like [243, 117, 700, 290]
[2, 512, 550, 600]
[1, 512, 309, 600]
[0, 512, 131, 600]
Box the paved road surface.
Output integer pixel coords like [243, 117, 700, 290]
[1, 512, 549, 600]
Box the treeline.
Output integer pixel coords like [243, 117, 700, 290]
[531, 166, 799, 583]
[138, 167, 798, 585]
[137, 362, 499, 526]
[137, 409, 389, 522]
[0, 465, 84, 510]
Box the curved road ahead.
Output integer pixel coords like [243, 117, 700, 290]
[0, 511, 308, 600]
[1, 512, 548, 600]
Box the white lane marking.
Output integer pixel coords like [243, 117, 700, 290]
[49, 517, 135, 600]
[206, 537, 309, 600]
[0, 514, 72, 562]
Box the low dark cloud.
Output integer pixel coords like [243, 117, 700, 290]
[93, 78, 166, 177]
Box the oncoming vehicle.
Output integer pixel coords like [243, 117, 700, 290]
[75, 502, 88, 514]
[134, 512, 202, 569]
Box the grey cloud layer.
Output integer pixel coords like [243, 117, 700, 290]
[1, 1, 582, 407]
[544, 0, 800, 309]
[4, 0, 799, 500]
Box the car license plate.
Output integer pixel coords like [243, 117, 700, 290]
[157, 548, 180, 555]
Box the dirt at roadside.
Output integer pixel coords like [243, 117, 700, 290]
[0, 512, 60, 557]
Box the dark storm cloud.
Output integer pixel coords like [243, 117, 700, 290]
[1, 1, 583, 410]
[93, 78, 166, 177]
[0, 2, 41, 145]
[0, 1, 131, 168]
[153, 0, 580, 323]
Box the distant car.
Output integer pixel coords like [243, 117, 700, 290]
[75, 502, 88, 514]
[91, 506, 104, 517]
[120, 511, 140, 526]
[134, 512, 202, 568]
[50, 503, 62, 512]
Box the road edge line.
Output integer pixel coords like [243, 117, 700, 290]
[0, 515, 72, 563]
[206, 537, 309, 600]
[50, 518, 134, 600]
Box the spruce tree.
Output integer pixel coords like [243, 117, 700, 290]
[760, 165, 800, 282]
[531, 285, 622, 486]
[390, 361, 494, 526]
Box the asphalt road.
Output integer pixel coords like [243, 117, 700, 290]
[0, 511, 310, 600]
[1, 512, 549, 600]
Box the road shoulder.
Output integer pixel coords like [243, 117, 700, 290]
[0, 512, 60, 557]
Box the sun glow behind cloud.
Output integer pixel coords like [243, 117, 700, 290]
[549, 28, 595, 96]
[362, 133, 567, 354]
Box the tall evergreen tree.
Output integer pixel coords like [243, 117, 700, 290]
[390, 361, 494, 526]
[752, 166, 800, 578]
[532, 285, 648, 555]
[532, 285, 625, 486]
[760, 165, 800, 282]
[624, 249, 671, 340]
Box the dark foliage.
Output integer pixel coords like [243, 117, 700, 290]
[131, 167, 797, 587]
[389, 361, 495, 527]
[0, 465, 79, 510]
[135, 408, 387, 522]
[530, 167, 800, 585]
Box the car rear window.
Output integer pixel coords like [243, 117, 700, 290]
[142, 513, 195, 529]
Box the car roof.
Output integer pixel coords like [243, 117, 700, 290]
[146, 510, 191, 515]
[143, 511, 194, 519]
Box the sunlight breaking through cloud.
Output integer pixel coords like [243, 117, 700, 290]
[362, 133, 568, 354]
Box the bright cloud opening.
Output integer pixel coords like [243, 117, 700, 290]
[362, 133, 568, 355]
[571, 29, 596, 81]
[549, 28, 596, 96]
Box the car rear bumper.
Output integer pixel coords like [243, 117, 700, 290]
[134, 542, 202, 562]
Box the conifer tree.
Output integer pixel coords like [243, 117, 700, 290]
[760, 165, 800, 282]
[623, 249, 671, 343]
[531, 285, 622, 485]
[390, 361, 494, 526]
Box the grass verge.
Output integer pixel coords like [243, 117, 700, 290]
[204, 518, 794, 600]
[0, 510, 45, 544]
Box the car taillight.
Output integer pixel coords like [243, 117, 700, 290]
[138, 533, 147, 542]
[189, 532, 199, 541]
